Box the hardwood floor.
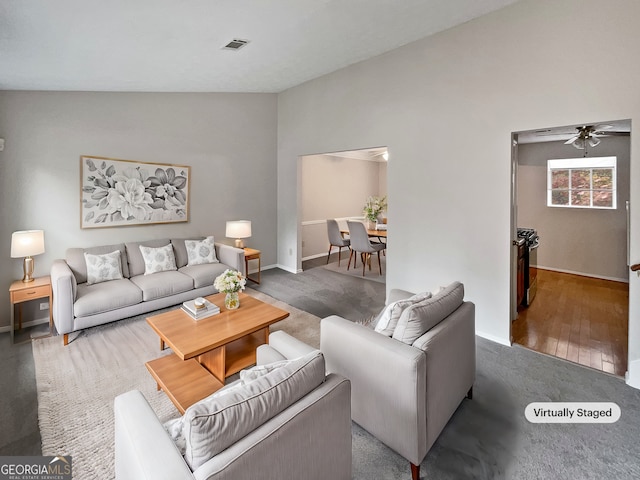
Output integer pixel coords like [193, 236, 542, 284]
[512, 269, 628, 377]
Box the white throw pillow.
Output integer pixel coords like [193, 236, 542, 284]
[84, 250, 123, 285]
[139, 243, 177, 275]
[185, 236, 219, 266]
[392, 282, 465, 345]
[374, 291, 432, 336]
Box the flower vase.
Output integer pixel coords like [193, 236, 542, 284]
[366, 219, 376, 230]
[225, 291, 240, 310]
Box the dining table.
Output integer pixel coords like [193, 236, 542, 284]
[340, 228, 387, 238]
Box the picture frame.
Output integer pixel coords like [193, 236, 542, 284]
[80, 155, 191, 229]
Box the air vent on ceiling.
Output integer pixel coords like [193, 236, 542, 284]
[222, 39, 250, 51]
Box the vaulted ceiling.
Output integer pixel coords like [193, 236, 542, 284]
[0, 0, 520, 93]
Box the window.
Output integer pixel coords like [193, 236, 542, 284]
[547, 157, 617, 209]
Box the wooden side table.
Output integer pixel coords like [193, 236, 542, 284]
[243, 248, 261, 284]
[9, 275, 53, 344]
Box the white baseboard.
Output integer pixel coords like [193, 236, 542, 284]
[302, 252, 329, 262]
[0, 317, 49, 334]
[536, 266, 628, 284]
[476, 330, 511, 347]
[626, 360, 640, 390]
[276, 264, 302, 274]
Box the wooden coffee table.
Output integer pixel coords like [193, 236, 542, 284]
[145, 292, 289, 413]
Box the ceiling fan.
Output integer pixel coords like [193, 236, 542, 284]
[564, 124, 629, 149]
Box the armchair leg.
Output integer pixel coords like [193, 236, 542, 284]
[411, 462, 420, 480]
[347, 249, 354, 270]
[467, 386, 473, 400]
[326, 245, 332, 264]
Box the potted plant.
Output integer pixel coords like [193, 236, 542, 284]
[363, 195, 387, 229]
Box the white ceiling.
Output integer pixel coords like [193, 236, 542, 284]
[516, 120, 632, 145]
[0, 0, 521, 93]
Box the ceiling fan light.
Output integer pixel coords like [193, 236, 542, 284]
[573, 138, 585, 149]
[588, 137, 601, 147]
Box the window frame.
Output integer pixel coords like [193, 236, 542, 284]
[546, 156, 617, 210]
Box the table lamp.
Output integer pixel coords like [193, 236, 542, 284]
[11, 230, 45, 283]
[226, 220, 251, 248]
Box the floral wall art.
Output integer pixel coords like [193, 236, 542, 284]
[80, 156, 190, 228]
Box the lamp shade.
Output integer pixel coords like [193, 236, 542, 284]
[226, 220, 252, 239]
[11, 230, 45, 258]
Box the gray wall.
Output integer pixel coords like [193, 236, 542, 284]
[0, 91, 277, 329]
[300, 154, 386, 259]
[518, 137, 630, 281]
[277, 0, 640, 386]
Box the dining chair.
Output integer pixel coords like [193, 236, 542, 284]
[326, 219, 351, 266]
[347, 220, 385, 276]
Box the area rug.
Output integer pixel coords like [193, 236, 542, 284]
[323, 252, 386, 284]
[32, 288, 320, 480]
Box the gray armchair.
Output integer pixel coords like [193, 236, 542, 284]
[320, 283, 475, 480]
[115, 331, 352, 480]
[326, 219, 350, 266]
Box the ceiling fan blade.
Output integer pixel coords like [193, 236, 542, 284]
[564, 135, 578, 145]
[594, 124, 613, 131]
[594, 131, 630, 136]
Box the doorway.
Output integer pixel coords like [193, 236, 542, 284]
[510, 120, 631, 376]
[298, 147, 388, 268]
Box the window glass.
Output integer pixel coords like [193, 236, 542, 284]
[547, 157, 616, 209]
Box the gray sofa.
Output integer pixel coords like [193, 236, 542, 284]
[320, 282, 476, 480]
[114, 331, 352, 480]
[50, 237, 245, 345]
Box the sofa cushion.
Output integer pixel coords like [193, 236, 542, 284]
[84, 250, 124, 285]
[129, 271, 194, 301]
[179, 263, 228, 289]
[67, 243, 129, 283]
[74, 279, 142, 317]
[125, 239, 171, 277]
[374, 291, 432, 336]
[181, 351, 325, 470]
[171, 237, 205, 268]
[392, 282, 464, 345]
[139, 243, 177, 275]
[163, 358, 294, 456]
[185, 236, 219, 266]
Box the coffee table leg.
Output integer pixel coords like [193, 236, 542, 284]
[199, 346, 226, 384]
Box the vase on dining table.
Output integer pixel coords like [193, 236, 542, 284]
[366, 219, 376, 230]
[225, 291, 240, 310]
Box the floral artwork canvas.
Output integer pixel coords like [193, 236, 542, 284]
[80, 156, 190, 228]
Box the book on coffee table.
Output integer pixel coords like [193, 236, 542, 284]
[182, 299, 220, 320]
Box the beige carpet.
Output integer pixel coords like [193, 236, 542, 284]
[32, 289, 320, 480]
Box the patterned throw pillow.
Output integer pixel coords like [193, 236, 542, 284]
[84, 250, 123, 285]
[139, 243, 177, 275]
[185, 236, 219, 266]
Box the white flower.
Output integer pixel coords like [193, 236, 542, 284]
[214, 269, 247, 293]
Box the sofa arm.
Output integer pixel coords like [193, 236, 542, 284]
[215, 243, 246, 275]
[412, 302, 476, 451]
[257, 331, 319, 364]
[321, 315, 427, 465]
[115, 390, 194, 480]
[50, 259, 77, 335]
[386, 288, 415, 304]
